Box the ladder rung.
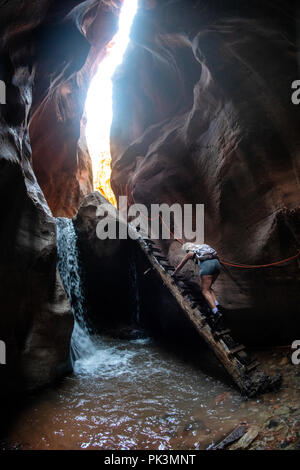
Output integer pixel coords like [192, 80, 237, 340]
[144, 239, 155, 245]
[214, 329, 231, 338]
[228, 345, 246, 356]
[246, 361, 260, 373]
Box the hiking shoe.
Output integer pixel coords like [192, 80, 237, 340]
[209, 311, 224, 330]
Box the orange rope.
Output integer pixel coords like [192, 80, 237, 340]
[124, 186, 299, 269]
[219, 250, 300, 269]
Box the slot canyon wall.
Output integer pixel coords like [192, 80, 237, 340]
[29, 0, 122, 217]
[110, 0, 300, 344]
[0, 0, 121, 401]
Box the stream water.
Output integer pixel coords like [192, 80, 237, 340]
[2, 340, 299, 450]
[1, 220, 299, 451]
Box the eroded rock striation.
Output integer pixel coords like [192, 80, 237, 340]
[30, 0, 122, 217]
[110, 0, 300, 344]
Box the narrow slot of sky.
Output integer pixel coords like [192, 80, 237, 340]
[85, 0, 138, 207]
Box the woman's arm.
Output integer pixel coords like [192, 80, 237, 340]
[173, 252, 194, 276]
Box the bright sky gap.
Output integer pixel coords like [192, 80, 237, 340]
[85, 0, 139, 207]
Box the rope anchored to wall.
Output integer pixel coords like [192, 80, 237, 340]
[125, 185, 300, 269]
[219, 250, 300, 269]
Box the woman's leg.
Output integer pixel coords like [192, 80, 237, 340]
[201, 275, 216, 309]
[211, 288, 217, 305]
[210, 272, 220, 305]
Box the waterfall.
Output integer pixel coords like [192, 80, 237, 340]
[56, 218, 97, 365]
[129, 245, 141, 327]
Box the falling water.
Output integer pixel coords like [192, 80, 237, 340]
[129, 246, 141, 326]
[56, 218, 97, 365]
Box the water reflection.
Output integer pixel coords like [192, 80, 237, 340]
[2, 338, 299, 450]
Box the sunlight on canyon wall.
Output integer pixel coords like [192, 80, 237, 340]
[85, 0, 138, 207]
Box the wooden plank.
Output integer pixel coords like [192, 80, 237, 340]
[229, 425, 260, 450]
[246, 361, 260, 373]
[144, 239, 155, 245]
[214, 329, 231, 338]
[228, 345, 246, 356]
[155, 256, 169, 262]
[209, 424, 249, 450]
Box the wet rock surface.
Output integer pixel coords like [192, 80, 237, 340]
[73, 192, 134, 331]
[164, 349, 300, 451]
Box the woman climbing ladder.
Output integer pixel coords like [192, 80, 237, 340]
[173, 243, 222, 326]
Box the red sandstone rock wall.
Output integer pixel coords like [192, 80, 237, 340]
[30, 0, 122, 217]
[0, 0, 119, 397]
[110, 0, 300, 342]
